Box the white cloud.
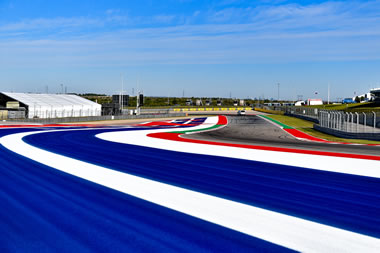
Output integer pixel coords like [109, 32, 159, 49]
[0, 17, 103, 32]
[1, 1, 380, 67]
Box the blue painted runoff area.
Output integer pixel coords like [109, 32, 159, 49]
[0, 127, 293, 252]
[22, 127, 380, 239]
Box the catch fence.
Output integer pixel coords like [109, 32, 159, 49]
[318, 111, 380, 133]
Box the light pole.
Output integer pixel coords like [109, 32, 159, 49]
[277, 83, 280, 101]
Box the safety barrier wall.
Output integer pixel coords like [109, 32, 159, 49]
[173, 107, 252, 112]
[0, 110, 26, 119]
[5, 113, 187, 124]
[255, 105, 319, 122]
[256, 104, 380, 135]
[254, 108, 284, 115]
[314, 124, 380, 141]
[284, 113, 319, 124]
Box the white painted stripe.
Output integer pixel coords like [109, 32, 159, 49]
[1, 130, 380, 252]
[97, 122, 380, 179]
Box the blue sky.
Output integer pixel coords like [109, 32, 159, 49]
[1, 0, 380, 100]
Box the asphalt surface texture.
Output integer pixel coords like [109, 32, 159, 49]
[186, 115, 380, 156]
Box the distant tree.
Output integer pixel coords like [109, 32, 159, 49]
[354, 96, 360, 103]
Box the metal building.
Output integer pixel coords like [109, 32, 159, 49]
[0, 92, 101, 119]
[370, 88, 380, 101]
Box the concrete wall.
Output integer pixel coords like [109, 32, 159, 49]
[314, 124, 380, 141]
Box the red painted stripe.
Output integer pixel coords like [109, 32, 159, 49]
[136, 121, 198, 127]
[283, 126, 379, 146]
[0, 125, 41, 128]
[284, 129, 331, 142]
[0, 123, 101, 128]
[147, 132, 380, 161]
[217, 115, 228, 125]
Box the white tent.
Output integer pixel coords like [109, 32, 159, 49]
[1, 92, 101, 119]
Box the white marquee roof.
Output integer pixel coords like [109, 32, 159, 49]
[1, 92, 101, 109]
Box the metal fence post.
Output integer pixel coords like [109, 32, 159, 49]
[321, 111, 324, 127]
[373, 111, 376, 132]
[327, 112, 330, 128]
[349, 112, 353, 132]
[362, 112, 366, 132]
[332, 112, 336, 129]
[355, 112, 359, 133]
[322, 111, 325, 127]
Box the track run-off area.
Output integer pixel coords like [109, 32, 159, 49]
[0, 115, 379, 252]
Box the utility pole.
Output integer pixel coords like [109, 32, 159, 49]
[277, 83, 280, 101]
[60, 84, 63, 94]
[136, 90, 140, 115]
[328, 83, 330, 104]
[120, 74, 124, 115]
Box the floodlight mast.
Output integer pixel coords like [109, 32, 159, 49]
[136, 90, 140, 115]
[121, 74, 124, 114]
[328, 83, 330, 104]
[136, 75, 141, 115]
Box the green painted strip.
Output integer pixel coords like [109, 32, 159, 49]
[171, 124, 223, 134]
[260, 115, 293, 129]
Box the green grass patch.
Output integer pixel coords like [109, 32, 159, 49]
[265, 114, 380, 144]
[172, 124, 224, 134]
[254, 107, 284, 115]
[308, 102, 380, 112]
[260, 115, 292, 129]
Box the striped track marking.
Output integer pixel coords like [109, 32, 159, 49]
[97, 116, 380, 178]
[259, 115, 380, 146]
[1, 125, 380, 252]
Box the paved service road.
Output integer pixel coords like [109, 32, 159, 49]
[187, 115, 380, 156]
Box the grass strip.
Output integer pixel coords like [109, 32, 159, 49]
[171, 124, 224, 134]
[265, 114, 380, 145]
[254, 108, 284, 115]
[260, 115, 292, 129]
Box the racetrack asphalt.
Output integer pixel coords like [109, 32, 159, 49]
[186, 115, 380, 156]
